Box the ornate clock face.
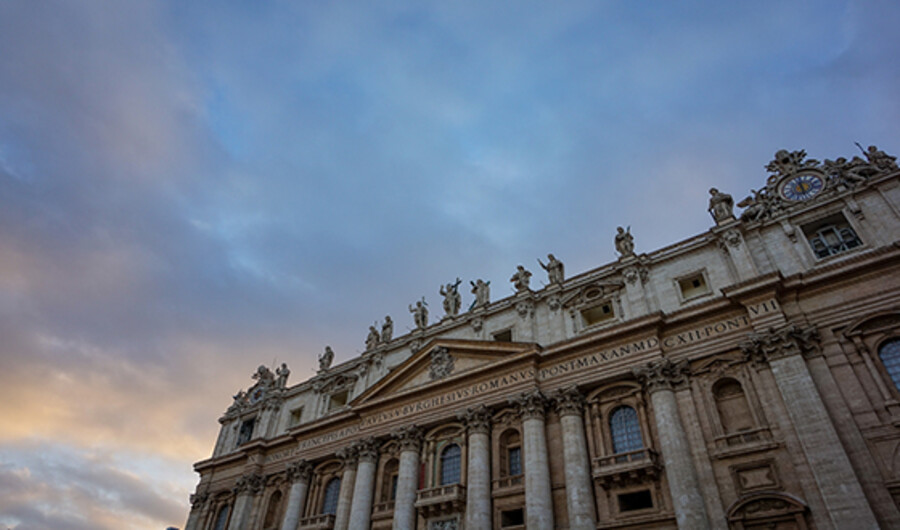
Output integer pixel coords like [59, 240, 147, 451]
[780, 173, 824, 201]
[249, 387, 265, 404]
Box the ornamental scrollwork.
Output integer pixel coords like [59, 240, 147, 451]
[459, 404, 492, 434]
[353, 437, 379, 463]
[509, 389, 549, 421]
[552, 385, 585, 417]
[286, 460, 312, 483]
[429, 347, 454, 380]
[392, 425, 423, 452]
[232, 472, 264, 496]
[739, 323, 820, 365]
[632, 358, 690, 394]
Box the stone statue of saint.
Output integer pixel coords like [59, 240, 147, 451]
[365, 325, 380, 351]
[252, 365, 275, 385]
[230, 390, 247, 411]
[708, 188, 735, 224]
[409, 298, 429, 330]
[439, 278, 462, 317]
[615, 226, 635, 257]
[864, 145, 898, 171]
[275, 363, 290, 389]
[538, 254, 564, 285]
[381, 316, 393, 342]
[318, 346, 334, 372]
[470, 279, 491, 310]
[510, 265, 532, 292]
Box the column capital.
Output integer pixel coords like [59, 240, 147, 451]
[189, 491, 209, 508]
[336, 445, 358, 471]
[459, 404, 492, 434]
[509, 389, 549, 421]
[232, 472, 264, 496]
[392, 425, 423, 452]
[286, 459, 312, 483]
[352, 437, 380, 463]
[552, 385, 585, 417]
[740, 323, 820, 365]
[632, 358, 690, 394]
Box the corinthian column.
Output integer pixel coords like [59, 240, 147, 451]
[552, 386, 596, 530]
[460, 405, 492, 530]
[348, 438, 379, 530]
[741, 325, 879, 529]
[184, 491, 208, 530]
[392, 426, 423, 530]
[633, 359, 710, 530]
[333, 447, 358, 530]
[510, 390, 554, 530]
[280, 460, 312, 530]
[227, 472, 263, 530]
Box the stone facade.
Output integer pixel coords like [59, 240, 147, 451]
[188, 147, 900, 529]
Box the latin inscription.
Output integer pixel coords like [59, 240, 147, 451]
[538, 337, 659, 380]
[662, 314, 753, 351]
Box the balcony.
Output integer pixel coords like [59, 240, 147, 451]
[592, 448, 661, 488]
[712, 426, 778, 458]
[492, 474, 524, 497]
[415, 483, 466, 518]
[372, 500, 395, 521]
[298, 514, 335, 530]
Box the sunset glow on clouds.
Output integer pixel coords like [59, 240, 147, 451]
[1, 1, 899, 528]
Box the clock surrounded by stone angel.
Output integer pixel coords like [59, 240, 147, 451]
[779, 173, 824, 201]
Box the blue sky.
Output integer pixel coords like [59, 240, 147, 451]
[1, 1, 898, 528]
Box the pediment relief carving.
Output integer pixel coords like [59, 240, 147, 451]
[560, 280, 625, 310]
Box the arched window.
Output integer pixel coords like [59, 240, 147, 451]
[713, 378, 754, 434]
[498, 429, 522, 477]
[262, 490, 283, 529]
[610, 406, 643, 454]
[321, 478, 341, 515]
[381, 458, 399, 502]
[440, 444, 461, 485]
[879, 338, 900, 390]
[212, 505, 230, 530]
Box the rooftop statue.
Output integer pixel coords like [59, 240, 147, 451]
[470, 279, 491, 310]
[381, 316, 393, 342]
[275, 363, 290, 389]
[252, 364, 275, 386]
[708, 188, 735, 224]
[862, 144, 898, 172]
[439, 278, 462, 317]
[615, 226, 635, 258]
[318, 346, 335, 372]
[409, 298, 429, 330]
[510, 265, 532, 293]
[365, 325, 380, 351]
[538, 254, 564, 285]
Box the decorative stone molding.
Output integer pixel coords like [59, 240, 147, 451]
[353, 437, 380, 463]
[459, 404, 492, 434]
[516, 299, 535, 318]
[552, 385, 585, 417]
[632, 358, 690, 393]
[739, 323, 820, 364]
[509, 389, 549, 421]
[410, 339, 423, 354]
[547, 294, 561, 311]
[286, 460, 312, 483]
[717, 228, 743, 249]
[623, 264, 649, 285]
[429, 347, 454, 380]
[336, 445, 359, 470]
[393, 425, 423, 452]
[470, 316, 483, 333]
[233, 472, 264, 496]
[189, 491, 209, 507]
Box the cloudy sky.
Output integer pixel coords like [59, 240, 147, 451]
[0, 1, 898, 528]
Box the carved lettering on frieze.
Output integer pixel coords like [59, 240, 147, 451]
[632, 358, 690, 394]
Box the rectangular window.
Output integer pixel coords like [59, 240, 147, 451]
[501, 509, 525, 527]
[618, 489, 653, 512]
[493, 329, 513, 342]
[507, 447, 522, 476]
[582, 301, 615, 326]
[328, 390, 349, 411]
[237, 418, 255, 446]
[289, 407, 303, 427]
[677, 272, 710, 301]
[390, 474, 398, 500]
[802, 213, 862, 259]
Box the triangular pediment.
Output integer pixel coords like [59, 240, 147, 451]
[352, 339, 539, 406]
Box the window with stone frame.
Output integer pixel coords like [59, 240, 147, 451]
[380, 457, 399, 502]
[802, 212, 862, 259]
[262, 489, 284, 529]
[321, 477, 341, 515]
[288, 407, 304, 427]
[713, 378, 755, 434]
[212, 504, 230, 530]
[609, 405, 643, 454]
[879, 338, 900, 391]
[237, 418, 255, 446]
[498, 428, 522, 477]
[440, 444, 461, 485]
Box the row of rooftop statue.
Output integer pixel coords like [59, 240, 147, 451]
[283, 145, 900, 379]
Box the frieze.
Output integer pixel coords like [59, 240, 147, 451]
[661, 314, 753, 352]
[539, 337, 659, 380]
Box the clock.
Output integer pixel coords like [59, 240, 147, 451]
[249, 387, 265, 404]
[779, 173, 824, 202]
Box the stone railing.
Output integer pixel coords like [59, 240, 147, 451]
[492, 474, 524, 495]
[372, 500, 395, 520]
[298, 513, 335, 530]
[592, 448, 661, 488]
[415, 484, 466, 518]
[712, 426, 777, 458]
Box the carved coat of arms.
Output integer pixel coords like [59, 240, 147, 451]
[428, 347, 454, 380]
